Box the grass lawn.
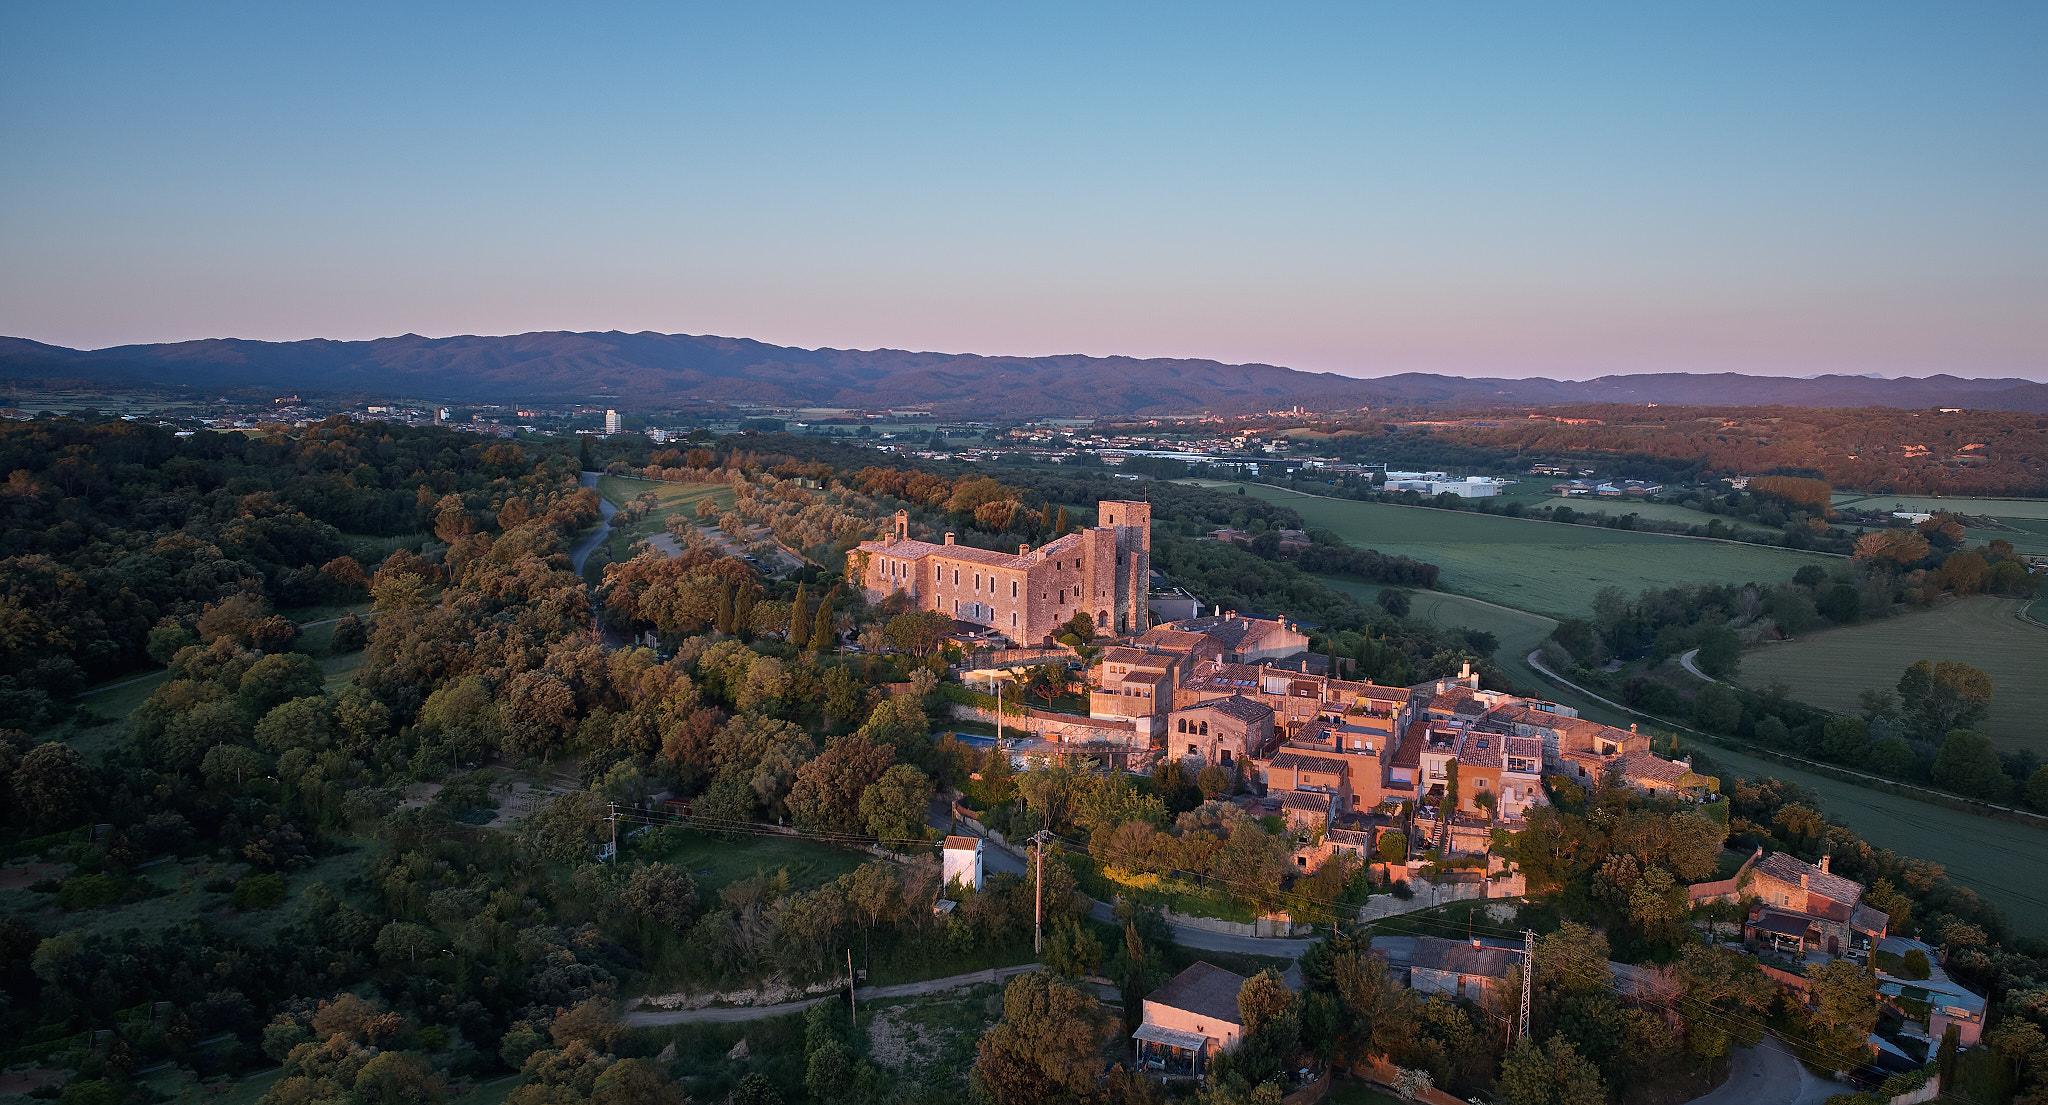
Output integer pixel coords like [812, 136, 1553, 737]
[592, 475, 735, 565]
[1205, 482, 1834, 620]
[1731, 596, 2048, 753]
[1319, 577, 1559, 697]
[1065, 852, 1256, 923]
[1326, 1083, 1404, 1105]
[632, 827, 868, 894]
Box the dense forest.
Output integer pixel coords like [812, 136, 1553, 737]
[7, 417, 2048, 1105]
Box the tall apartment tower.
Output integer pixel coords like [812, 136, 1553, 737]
[604, 409, 622, 435]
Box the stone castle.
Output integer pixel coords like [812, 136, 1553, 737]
[851, 500, 1152, 644]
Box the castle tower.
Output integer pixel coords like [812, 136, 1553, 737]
[1097, 500, 1152, 635]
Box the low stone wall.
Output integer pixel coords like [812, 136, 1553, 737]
[948, 702, 1144, 746]
[1357, 877, 1504, 922]
[1160, 908, 1307, 939]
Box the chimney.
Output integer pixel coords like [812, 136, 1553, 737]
[944, 532, 956, 545]
[1020, 544, 1030, 555]
[1629, 723, 1638, 734]
[1817, 854, 1830, 874]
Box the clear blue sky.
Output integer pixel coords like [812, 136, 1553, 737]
[3, 1, 2044, 379]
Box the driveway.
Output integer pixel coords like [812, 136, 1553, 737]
[1685, 1037, 1851, 1105]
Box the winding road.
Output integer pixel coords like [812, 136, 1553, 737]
[569, 471, 620, 578]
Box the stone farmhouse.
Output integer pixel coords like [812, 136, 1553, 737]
[1729, 851, 1890, 960]
[1133, 961, 1248, 1081]
[850, 500, 1152, 643]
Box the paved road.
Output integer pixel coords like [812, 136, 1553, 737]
[569, 471, 620, 578]
[1676, 648, 1718, 683]
[1685, 1037, 1850, 1105]
[624, 964, 1038, 1026]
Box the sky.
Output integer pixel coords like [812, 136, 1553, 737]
[2, 2, 2045, 381]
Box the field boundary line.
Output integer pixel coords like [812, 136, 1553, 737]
[1525, 650, 2048, 826]
[1230, 480, 1850, 558]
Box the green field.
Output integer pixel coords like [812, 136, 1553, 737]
[1524, 495, 1778, 535]
[1834, 492, 2048, 518]
[592, 475, 735, 565]
[1835, 492, 2048, 555]
[1207, 482, 1834, 620]
[636, 827, 867, 893]
[1732, 596, 2048, 752]
[1319, 577, 1559, 697]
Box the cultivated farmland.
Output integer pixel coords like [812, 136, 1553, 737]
[1733, 596, 2048, 753]
[1212, 482, 1835, 620]
[1835, 492, 2048, 556]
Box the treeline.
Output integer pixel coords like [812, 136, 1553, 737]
[1547, 550, 2042, 804]
[0, 416, 570, 727]
[1295, 404, 2048, 497]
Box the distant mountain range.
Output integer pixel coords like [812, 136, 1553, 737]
[3, 331, 2045, 416]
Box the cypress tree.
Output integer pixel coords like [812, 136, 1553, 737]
[789, 583, 810, 648]
[810, 601, 834, 652]
[715, 587, 735, 635]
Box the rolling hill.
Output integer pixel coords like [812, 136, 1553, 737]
[3, 331, 2045, 416]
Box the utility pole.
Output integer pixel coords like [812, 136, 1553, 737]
[1032, 829, 1049, 954]
[1517, 928, 1535, 1045]
[995, 677, 1004, 750]
[847, 948, 858, 1026]
[607, 802, 618, 864]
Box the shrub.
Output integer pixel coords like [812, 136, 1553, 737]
[232, 872, 288, 910]
[56, 873, 125, 911]
[1901, 950, 1931, 980]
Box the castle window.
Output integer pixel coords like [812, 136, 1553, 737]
[1011, 580, 1018, 598]
[953, 569, 959, 585]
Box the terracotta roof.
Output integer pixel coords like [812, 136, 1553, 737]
[1455, 732, 1504, 769]
[1502, 735, 1545, 762]
[1390, 721, 1426, 769]
[942, 835, 981, 851]
[1270, 750, 1350, 772]
[1328, 678, 1412, 703]
[1279, 791, 1334, 816]
[856, 537, 943, 558]
[1391, 936, 1517, 979]
[1616, 750, 1694, 785]
[1146, 962, 1247, 1025]
[1754, 852, 1864, 907]
[1851, 904, 1891, 936]
[1186, 695, 1273, 724]
[1133, 627, 1210, 653]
